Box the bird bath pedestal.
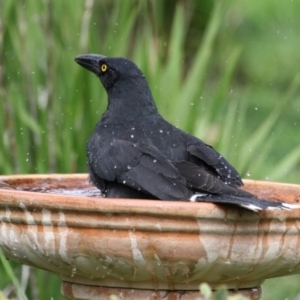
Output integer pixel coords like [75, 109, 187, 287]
[1, 174, 300, 300]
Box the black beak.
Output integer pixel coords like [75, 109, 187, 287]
[75, 54, 106, 75]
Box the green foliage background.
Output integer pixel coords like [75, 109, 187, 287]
[0, 0, 300, 299]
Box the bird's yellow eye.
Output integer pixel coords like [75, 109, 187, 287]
[101, 64, 108, 72]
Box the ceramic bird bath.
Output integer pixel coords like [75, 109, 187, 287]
[0, 174, 300, 300]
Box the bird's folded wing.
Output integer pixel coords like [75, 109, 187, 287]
[187, 143, 243, 187]
[172, 160, 253, 197]
[89, 138, 141, 181]
[89, 138, 191, 200]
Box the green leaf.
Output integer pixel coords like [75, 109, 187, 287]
[213, 286, 228, 300]
[0, 248, 28, 300]
[199, 282, 213, 299]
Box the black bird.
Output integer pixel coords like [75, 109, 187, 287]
[75, 54, 295, 212]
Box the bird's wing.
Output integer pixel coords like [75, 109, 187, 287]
[187, 143, 243, 187]
[88, 137, 191, 200]
[172, 160, 252, 197]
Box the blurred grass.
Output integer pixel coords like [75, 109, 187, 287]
[0, 0, 300, 299]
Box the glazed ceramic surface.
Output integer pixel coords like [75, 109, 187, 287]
[0, 174, 300, 290]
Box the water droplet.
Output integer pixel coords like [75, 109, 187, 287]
[127, 165, 131, 169]
[246, 172, 251, 177]
[159, 129, 163, 133]
[131, 135, 134, 138]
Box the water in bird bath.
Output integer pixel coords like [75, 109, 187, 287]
[0, 175, 102, 197]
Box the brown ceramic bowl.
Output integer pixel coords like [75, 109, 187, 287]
[0, 174, 300, 293]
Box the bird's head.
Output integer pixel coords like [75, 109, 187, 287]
[75, 54, 145, 90]
[75, 54, 158, 119]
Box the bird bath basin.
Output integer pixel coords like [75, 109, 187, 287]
[0, 174, 300, 300]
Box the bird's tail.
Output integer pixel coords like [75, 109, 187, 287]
[190, 193, 300, 212]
